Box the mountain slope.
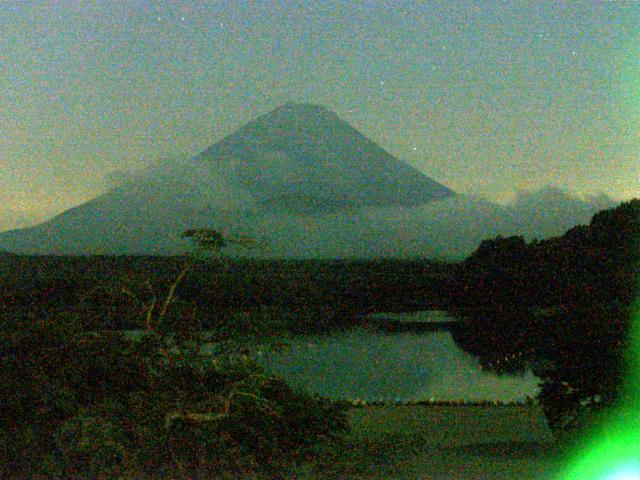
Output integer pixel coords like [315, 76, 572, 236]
[199, 102, 454, 211]
[0, 103, 455, 255]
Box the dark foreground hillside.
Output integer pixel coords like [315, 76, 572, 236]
[1, 200, 637, 478]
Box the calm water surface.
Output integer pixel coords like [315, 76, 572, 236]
[256, 311, 540, 402]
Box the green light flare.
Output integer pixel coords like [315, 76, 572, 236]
[558, 403, 640, 479]
[557, 295, 640, 479]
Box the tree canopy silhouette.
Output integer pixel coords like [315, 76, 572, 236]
[452, 199, 640, 436]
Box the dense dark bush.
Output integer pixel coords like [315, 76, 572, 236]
[0, 313, 348, 478]
[449, 306, 534, 375]
[52, 413, 127, 477]
[534, 301, 631, 436]
[0, 233, 349, 478]
[453, 199, 639, 439]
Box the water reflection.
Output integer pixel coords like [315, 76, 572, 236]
[257, 315, 540, 403]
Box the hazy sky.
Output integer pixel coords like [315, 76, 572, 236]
[1, 1, 639, 231]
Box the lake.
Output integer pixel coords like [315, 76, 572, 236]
[255, 310, 541, 403]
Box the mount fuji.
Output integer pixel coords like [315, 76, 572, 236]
[0, 103, 461, 256]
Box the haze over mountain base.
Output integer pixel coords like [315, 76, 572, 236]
[0, 186, 613, 259]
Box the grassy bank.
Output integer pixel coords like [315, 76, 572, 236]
[297, 405, 562, 479]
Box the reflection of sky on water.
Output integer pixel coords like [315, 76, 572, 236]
[365, 309, 456, 324]
[257, 327, 540, 402]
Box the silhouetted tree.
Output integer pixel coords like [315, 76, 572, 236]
[452, 199, 640, 438]
[1, 228, 348, 478]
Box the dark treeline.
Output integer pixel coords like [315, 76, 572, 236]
[450, 199, 640, 436]
[0, 256, 455, 335]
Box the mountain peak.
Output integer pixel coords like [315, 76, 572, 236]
[203, 102, 454, 210]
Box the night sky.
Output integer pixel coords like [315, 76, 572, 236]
[1, 1, 638, 231]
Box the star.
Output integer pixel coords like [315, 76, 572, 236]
[412, 147, 418, 151]
[380, 80, 385, 85]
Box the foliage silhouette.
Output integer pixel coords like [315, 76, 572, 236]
[0, 228, 348, 478]
[452, 199, 640, 438]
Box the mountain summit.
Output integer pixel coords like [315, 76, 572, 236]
[199, 102, 453, 213]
